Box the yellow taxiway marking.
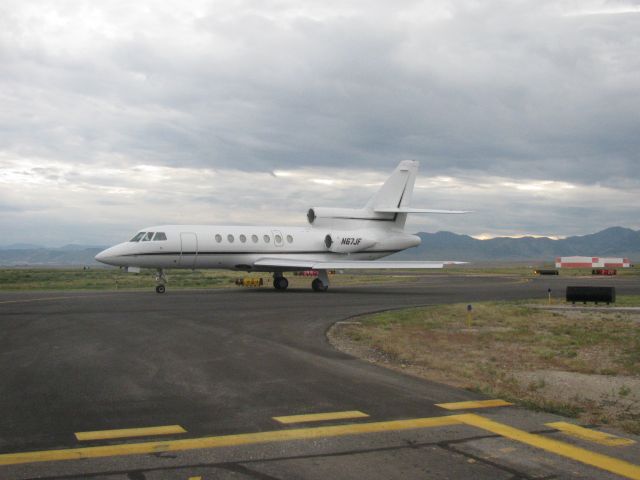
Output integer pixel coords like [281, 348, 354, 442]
[0, 296, 77, 305]
[546, 422, 636, 447]
[436, 399, 513, 410]
[75, 425, 187, 441]
[0, 414, 638, 479]
[188, 477, 202, 480]
[0, 416, 459, 467]
[459, 414, 640, 480]
[0, 293, 119, 305]
[273, 410, 369, 424]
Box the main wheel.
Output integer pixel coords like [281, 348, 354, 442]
[273, 277, 289, 290]
[155, 285, 166, 294]
[311, 278, 328, 292]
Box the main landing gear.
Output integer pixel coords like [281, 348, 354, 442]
[273, 272, 289, 291]
[155, 268, 167, 294]
[272, 270, 330, 292]
[311, 269, 329, 292]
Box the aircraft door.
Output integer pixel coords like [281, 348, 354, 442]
[272, 230, 284, 247]
[179, 232, 198, 268]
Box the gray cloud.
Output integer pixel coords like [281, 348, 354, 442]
[0, 0, 639, 245]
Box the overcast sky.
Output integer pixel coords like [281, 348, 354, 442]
[1, 0, 639, 246]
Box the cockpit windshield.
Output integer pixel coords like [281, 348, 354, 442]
[129, 231, 167, 242]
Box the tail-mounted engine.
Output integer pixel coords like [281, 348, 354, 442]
[307, 207, 394, 226]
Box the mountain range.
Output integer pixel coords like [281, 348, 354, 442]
[391, 226, 640, 262]
[0, 244, 105, 267]
[0, 227, 638, 266]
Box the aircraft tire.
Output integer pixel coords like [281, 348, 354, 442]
[155, 285, 166, 294]
[311, 278, 328, 292]
[273, 277, 289, 290]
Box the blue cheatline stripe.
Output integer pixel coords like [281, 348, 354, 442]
[121, 250, 400, 257]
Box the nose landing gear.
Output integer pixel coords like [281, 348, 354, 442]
[155, 269, 167, 294]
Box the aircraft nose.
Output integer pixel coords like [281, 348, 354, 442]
[95, 247, 116, 265]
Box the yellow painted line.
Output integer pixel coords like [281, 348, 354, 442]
[0, 296, 77, 305]
[75, 425, 187, 441]
[273, 410, 369, 424]
[459, 414, 640, 480]
[546, 422, 636, 447]
[0, 416, 461, 466]
[436, 399, 513, 410]
[188, 477, 202, 480]
[1, 414, 639, 479]
[0, 293, 118, 305]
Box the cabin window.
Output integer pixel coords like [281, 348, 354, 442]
[153, 232, 167, 241]
[130, 232, 145, 242]
[286, 234, 293, 243]
[263, 234, 270, 243]
[142, 232, 154, 241]
[215, 234, 222, 243]
[275, 234, 282, 243]
[251, 234, 258, 243]
[227, 234, 234, 243]
[239, 234, 247, 243]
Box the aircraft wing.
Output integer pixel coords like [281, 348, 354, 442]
[253, 258, 466, 270]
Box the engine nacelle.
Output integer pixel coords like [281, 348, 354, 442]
[307, 207, 393, 226]
[324, 233, 377, 253]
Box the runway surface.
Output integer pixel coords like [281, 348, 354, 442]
[1, 274, 639, 479]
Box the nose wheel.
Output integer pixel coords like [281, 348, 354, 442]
[155, 269, 167, 294]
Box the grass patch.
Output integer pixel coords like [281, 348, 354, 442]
[0, 268, 244, 291]
[0, 268, 414, 291]
[330, 297, 640, 433]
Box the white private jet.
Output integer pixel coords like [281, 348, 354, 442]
[95, 160, 468, 293]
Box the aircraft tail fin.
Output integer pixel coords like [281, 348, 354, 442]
[365, 160, 418, 211]
[364, 160, 418, 229]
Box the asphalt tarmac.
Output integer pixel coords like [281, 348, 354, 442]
[1, 273, 639, 479]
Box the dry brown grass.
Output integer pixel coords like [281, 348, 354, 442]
[329, 300, 640, 434]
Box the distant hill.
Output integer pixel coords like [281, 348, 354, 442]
[392, 227, 640, 262]
[0, 245, 106, 267]
[0, 243, 43, 250]
[0, 227, 638, 266]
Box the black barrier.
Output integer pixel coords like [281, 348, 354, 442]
[535, 269, 559, 275]
[566, 286, 616, 304]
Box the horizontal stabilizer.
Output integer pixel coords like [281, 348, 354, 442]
[374, 208, 471, 214]
[253, 258, 466, 270]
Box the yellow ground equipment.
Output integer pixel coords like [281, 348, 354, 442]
[235, 277, 264, 287]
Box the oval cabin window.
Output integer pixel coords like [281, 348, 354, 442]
[286, 235, 293, 243]
[240, 234, 247, 243]
[251, 234, 258, 243]
[227, 234, 234, 243]
[215, 234, 222, 243]
[263, 235, 270, 243]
